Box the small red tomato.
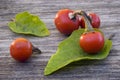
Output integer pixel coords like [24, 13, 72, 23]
[80, 31, 104, 54]
[10, 38, 32, 62]
[80, 13, 100, 28]
[54, 9, 80, 35]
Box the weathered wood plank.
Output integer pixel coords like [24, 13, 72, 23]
[0, 0, 120, 80]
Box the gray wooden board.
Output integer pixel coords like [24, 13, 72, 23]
[0, 0, 120, 80]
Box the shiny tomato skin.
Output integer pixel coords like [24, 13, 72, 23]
[80, 13, 100, 28]
[80, 31, 104, 54]
[10, 38, 32, 62]
[54, 9, 80, 35]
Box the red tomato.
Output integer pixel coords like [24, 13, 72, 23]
[54, 9, 80, 35]
[80, 13, 100, 28]
[80, 31, 104, 54]
[10, 38, 32, 62]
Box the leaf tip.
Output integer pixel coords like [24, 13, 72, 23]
[44, 68, 51, 76]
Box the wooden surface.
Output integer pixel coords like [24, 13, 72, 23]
[0, 0, 120, 80]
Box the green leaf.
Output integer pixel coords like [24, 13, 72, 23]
[8, 11, 50, 37]
[44, 29, 112, 75]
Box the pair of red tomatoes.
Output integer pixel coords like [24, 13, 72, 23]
[54, 9, 100, 35]
[54, 9, 104, 54]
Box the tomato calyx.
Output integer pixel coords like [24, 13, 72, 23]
[68, 12, 78, 21]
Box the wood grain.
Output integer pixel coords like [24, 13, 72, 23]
[0, 0, 120, 80]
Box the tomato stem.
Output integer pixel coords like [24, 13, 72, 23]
[11, 18, 15, 21]
[32, 45, 41, 54]
[108, 33, 115, 40]
[71, 10, 93, 32]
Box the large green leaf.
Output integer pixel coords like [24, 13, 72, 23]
[44, 29, 112, 75]
[8, 11, 50, 37]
